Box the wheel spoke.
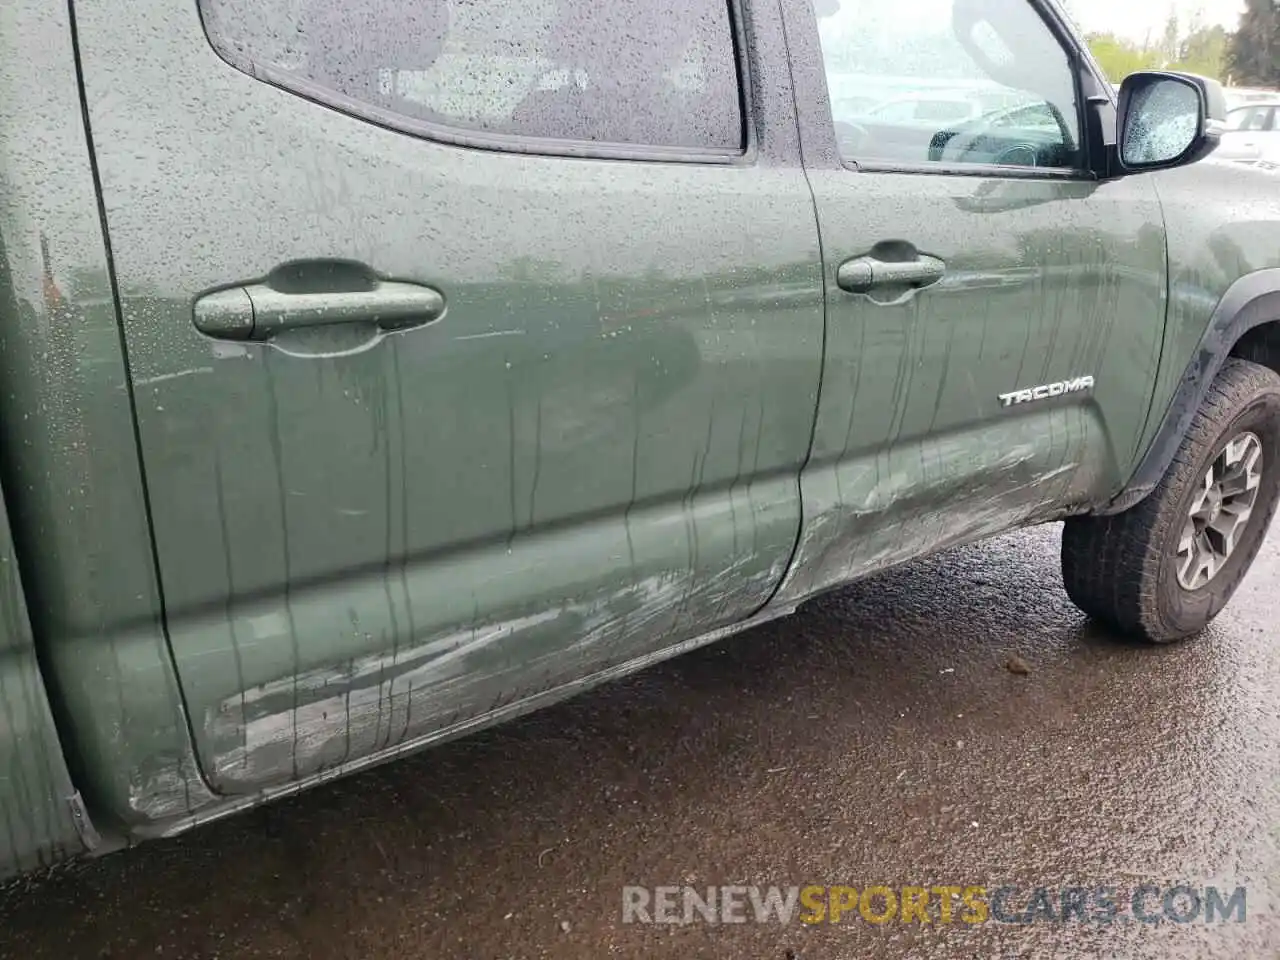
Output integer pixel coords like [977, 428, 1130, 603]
[1219, 440, 1262, 496]
[1177, 545, 1199, 588]
[1218, 472, 1253, 497]
[1210, 503, 1252, 553]
[1187, 541, 1216, 589]
[1188, 470, 1215, 518]
[1204, 522, 1232, 559]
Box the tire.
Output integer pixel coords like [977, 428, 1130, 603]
[1062, 358, 1280, 643]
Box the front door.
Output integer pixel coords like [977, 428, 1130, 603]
[774, 0, 1170, 604]
[74, 0, 823, 793]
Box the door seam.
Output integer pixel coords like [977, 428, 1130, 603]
[65, 0, 217, 797]
[750, 0, 830, 617]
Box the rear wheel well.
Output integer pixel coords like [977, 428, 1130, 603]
[1230, 320, 1280, 376]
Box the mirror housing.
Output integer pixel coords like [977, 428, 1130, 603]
[1115, 71, 1227, 174]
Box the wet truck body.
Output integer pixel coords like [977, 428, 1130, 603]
[3, 0, 1280, 878]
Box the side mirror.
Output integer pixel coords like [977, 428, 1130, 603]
[1116, 72, 1227, 173]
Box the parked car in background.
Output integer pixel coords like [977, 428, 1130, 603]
[1225, 87, 1280, 111]
[1215, 102, 1280, 166]
[861, 92, 986, 125]
[844, 88, 1030, 127]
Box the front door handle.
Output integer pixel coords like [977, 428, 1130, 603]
[194, 280, 445, 341]
[837, 254, 946, 294]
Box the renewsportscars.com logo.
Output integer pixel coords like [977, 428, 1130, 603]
[621, 884, 1248, 926]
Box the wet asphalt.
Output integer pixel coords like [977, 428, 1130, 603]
[0, 522, 1277, 959]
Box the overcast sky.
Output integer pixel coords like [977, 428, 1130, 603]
[1060, 0, 1244, 42]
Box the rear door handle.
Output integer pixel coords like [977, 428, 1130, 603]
[194, 280, 445, 341]
[837, 254, 946, 294]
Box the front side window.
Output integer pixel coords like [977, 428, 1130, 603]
[812, 0, 1081, 170]
[199, 0, 744, 153]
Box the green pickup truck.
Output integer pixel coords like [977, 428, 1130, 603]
[3, 0, 1279, 880]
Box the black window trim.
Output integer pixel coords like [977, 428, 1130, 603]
[197, 0, 757, 166]
[826, 0, 1101, 182]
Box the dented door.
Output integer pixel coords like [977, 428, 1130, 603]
[775, 0, 1170, 605]
[74, 0, 822, 794]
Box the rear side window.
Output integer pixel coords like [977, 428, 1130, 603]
[199, 0, 744, 154]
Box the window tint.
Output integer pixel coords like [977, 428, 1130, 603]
[813, 0, 1081, 170]
[199, 0, 744, 153]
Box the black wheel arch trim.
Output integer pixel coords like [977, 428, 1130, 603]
[1102, 267, 1280, 515]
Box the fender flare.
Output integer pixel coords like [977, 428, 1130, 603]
[1102, 267, 1280, 515]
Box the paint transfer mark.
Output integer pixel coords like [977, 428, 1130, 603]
[203, 562, 772, 790]
[454, 330, 525, 342]
[159, 597, 796, 840]
[128, 767, 200, 821]
[210, 342, 251, 360]
[135, 366, 215, 387]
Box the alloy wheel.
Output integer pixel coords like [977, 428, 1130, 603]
[1176, 431, 1264, 590]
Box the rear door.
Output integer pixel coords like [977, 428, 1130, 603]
[74, 0, 822, 793]
[772, 0, 1169, 604]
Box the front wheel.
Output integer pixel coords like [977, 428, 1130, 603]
[1062, 358, 1280, 643]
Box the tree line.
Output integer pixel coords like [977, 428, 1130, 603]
[1077, 0, 1278, 88]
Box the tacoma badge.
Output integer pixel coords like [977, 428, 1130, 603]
[999, 375, 1095, 408]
